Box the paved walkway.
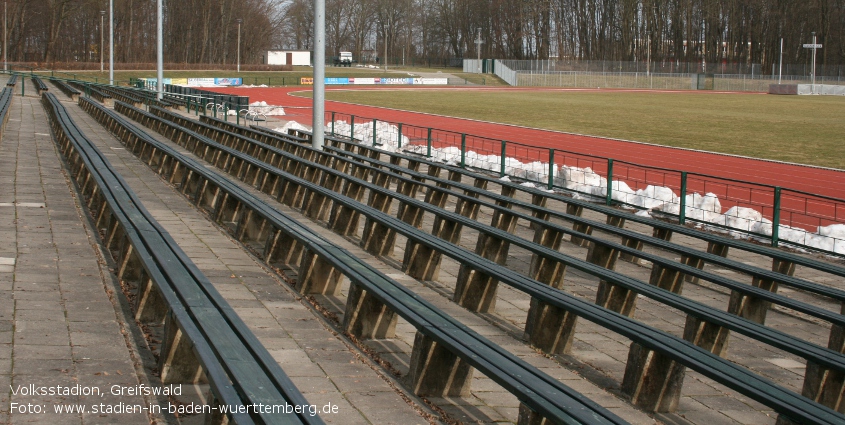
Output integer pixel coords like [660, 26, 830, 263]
[62, 98, 433, 424]
[0, 93, 154, 424]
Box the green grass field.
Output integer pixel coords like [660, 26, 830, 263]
[321, 90, 845, 169]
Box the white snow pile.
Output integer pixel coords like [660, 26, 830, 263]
[247, 101, 286, 116]
[272, 120, 311, 135]
[329, 120, 410, 152]
[282, 119, 845, 255]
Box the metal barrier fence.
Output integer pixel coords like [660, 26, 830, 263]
[322, 110, 845, 256]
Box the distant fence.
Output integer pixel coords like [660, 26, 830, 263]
[474, 59, 845, 91]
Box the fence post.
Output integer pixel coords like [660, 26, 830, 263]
[372, 119, 378, 146]
[426, 128, 432, 157]
[22, 79, 25, 97]
[236, 107, 240, 126]
[500, 141, 507, 177]
[548, 149, 555, 190]
[350, 115, 355, 140]
[679, 172, 688, 225]
[330, 112, 335, 136]
[460, 134, 466, 168]
[224, 104, 228, 122]
[397, 123, 402, 149]
[605, 159, 614, 206]
[772, 187, 782, 247]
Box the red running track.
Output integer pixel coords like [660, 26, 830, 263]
[207, 86, 845, 228]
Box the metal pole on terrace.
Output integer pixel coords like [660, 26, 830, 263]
[236, 19, 242, 73]
[312, 0, 325, 149]
[778, 37, 783, 84]
[100, 11, 105, 73]
[156, 0, 163, 100]
[109, 0, 114, 85]
[3, 2, 6, 72]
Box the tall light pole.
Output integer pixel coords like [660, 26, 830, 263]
[100, 11, 105, 73]
[109, 0, 114, 85]
[778, 37, 783, 84]
[4, 2, 7, 72]
[312, 0, 325, 149]
[156, 0, 163, 99]
[383, 16, 389, 71]
[236, 19, 242, 73]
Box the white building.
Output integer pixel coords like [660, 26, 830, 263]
[263, 50, 311, 66]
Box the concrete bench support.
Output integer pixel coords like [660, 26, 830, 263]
[524, 300, 578, 355]
[305, 158, 346, 221]
[403, 167, 460, 281]
[591, 241, 638, 316]
[622, 302, 731, 413]
[453, 186, 518, 313]
[684, 241, 729, 284]
[404, 169, 487, 281]
[330, 163, 371, 236]
[407, 332, 474, 397]
[297, 250, 343, 295]
[395, 162, 424, 226]
[728, 259, 795, 324]
[528, 194, 566, 288]
[264, 229, 304, 270]
[794, 300, 845, 421]
[361, 170, 397, 257]
[567, 204, 592, 247]
[606, 216, 645, 265]
[159, 314, 206, 385]
[343, 283, 398, 340]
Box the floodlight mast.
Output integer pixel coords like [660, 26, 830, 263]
[156, 0, 163, 100]
[312, 0, 325, 150]
[3, 2, 7, 72]
[109, 0, 113, 85]
[100, 11, 105, 73]
[236, 19, 242, 73]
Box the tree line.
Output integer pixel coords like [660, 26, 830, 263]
[6, 0, 280, 66]
[281, 0, 844, 72]
[5, 0, 843, 71]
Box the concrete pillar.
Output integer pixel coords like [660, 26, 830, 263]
[361, 169, 397, 257]
[407, 332, 474, 397]
[728, 259, 794, 324]
[297, 250, 343, 295]
[402, 169, 467, 281]
[453, 186, 518, 313]
[159, 314, 206, 385]
[264, 229, 305, 269]
[329, 163, 371, 236]
[795, 300, 845, 419]
[343, 283, 398, 340]
[622, 295, 731, 413]
[567, 204, 592, 247]
[684, 241, 729, 284]
[527, 194, 566, 289]
[591, 241, 638, 317]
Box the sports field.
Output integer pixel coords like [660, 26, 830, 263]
[321, 89, 845, 169]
